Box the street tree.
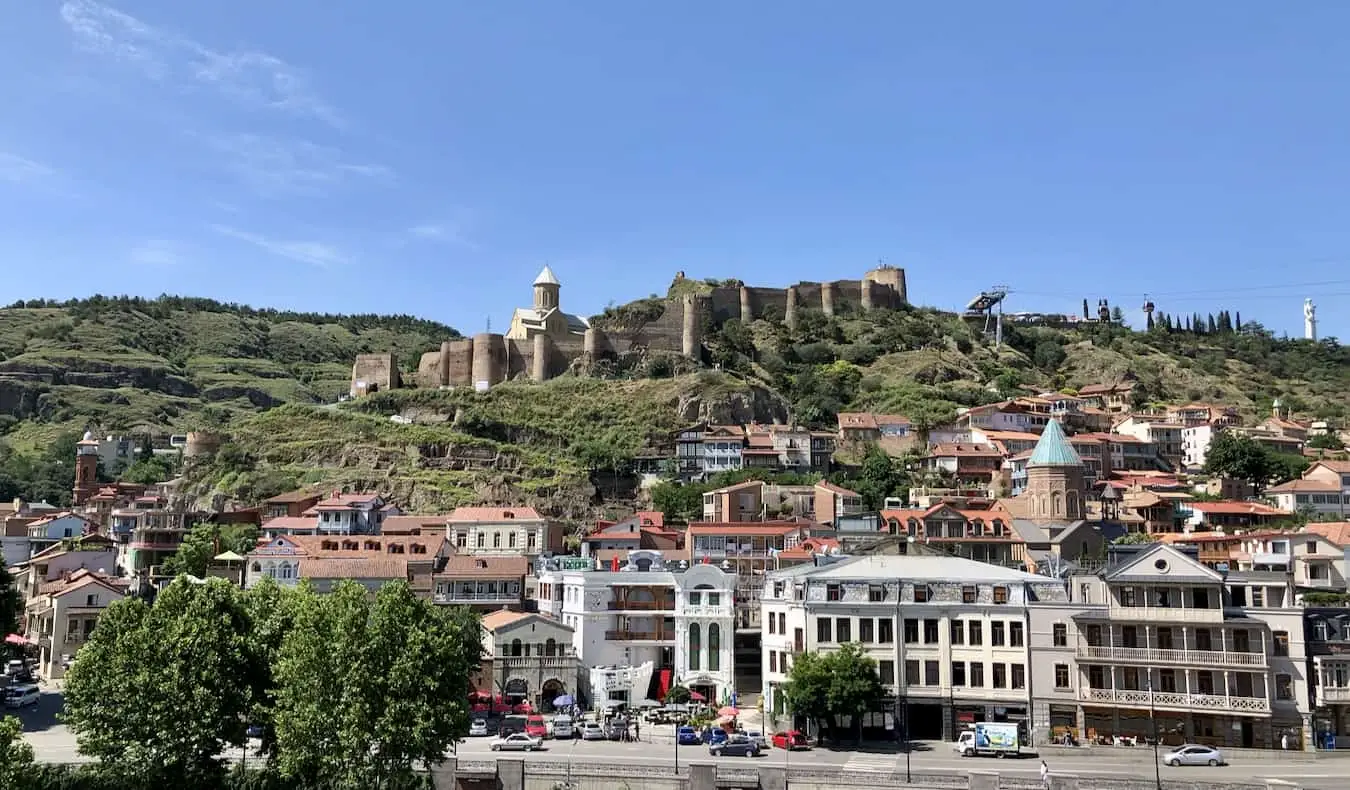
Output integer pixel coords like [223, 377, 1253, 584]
[825, 643, 885, 744]
[664, 685, 692, 704]
[274, 580, 481, 789]
[781, 650, 834, 742]
[62, 577, 254, 786]
[0, 715, 35, 788]
[1204, 431, 1273, 490]
[0, 557, 20, 637]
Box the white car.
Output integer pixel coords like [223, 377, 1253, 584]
[579, 721, 607, 741]
[469, 719, 489, 737]
[2, 684, 39, 709]
[1162, 744, 1225, 767]
[491, 733, 543, 752]
[742, 730, 767, 749]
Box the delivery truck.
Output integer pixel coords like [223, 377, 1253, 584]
[953, 722, 1021, 757]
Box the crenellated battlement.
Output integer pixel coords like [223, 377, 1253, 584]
[350, 265, 907, 394]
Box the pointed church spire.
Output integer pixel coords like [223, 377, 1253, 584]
[533, 265, 561, 286]
[1029, 419, 1082, 467]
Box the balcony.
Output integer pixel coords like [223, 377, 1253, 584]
[1107, 605, 1225, 624]
[605, 629, 673, 642]
[682, 604, 733, 618]
[497, 656, 575, 669]
[1080, 688, 1270, 714]
[607, 600, 674, 611]
[433, 592, 520, 605]
[1077, 645, 1267, 668]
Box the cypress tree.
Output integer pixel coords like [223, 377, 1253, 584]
[1207, 314, 1217, 334]
[1235, 311, 1242, 331]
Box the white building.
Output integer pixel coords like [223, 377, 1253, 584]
[311, 493, 398, 535]
[760, 554, 1070, 740]
[536, 550, 737, 707]
[1028, 542, 1311, 750]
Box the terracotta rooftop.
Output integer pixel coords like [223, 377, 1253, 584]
[977, 430, 1041, 441]
[815, 481, 860, 496]
[481, 610, 532, 631]
[837, 413, 879, 430]
[686, 521, 801, 536]
[380, 515, 449, 535]
[253, 534, 445, 560]
[1266, 479, 1340, 493]
[928, 443, 1003, 457]
[436, 554, 528, 579]
[312, 493, 385, 510]
[1305, 522, 1350, 547]
[1185, 501, 1289, 516]
[1079, 382, 1135, 395]
[260, 516, 320, 532]
[39, 568, 128, 597]
[264, 490, 320, 504]
[777, 537, 841, 560]
[1310, 460, 1350, 474]
[298, 557, 410, 581]
[447, 506, 543, 522]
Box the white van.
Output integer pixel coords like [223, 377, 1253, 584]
[551, 715, 575, 739]
[3, 684, 40, 708]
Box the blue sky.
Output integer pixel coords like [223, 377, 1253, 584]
[5, 2, 1350, 340]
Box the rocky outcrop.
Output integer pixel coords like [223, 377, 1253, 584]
[0, 378, 51, 420]
[201, 386, 281, 408]
[675, 382, 790, 425]
[0, 357, 199, 397]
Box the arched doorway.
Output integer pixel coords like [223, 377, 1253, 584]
[541, 678, 567, 712]
[504, 677, 529, 706]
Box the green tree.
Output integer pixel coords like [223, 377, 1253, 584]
[0, 558, 20, 637]
[1308, 433, 1344, 450]
[62, 578, 254, 786]
[1203, 432, 1273, 490]
[161, 521, 262, 578]
[825, 643, 885, 744]
[274, 580, 480, 789]
[1113, 531, 1160, 545]
[0, 716, 35, 788]
[664, 685, 692, 704]
[846, 445, 907, 510]
[650, 480, 712, 523]
[781, 650, 833, 742]
[119, 455, 176, 485]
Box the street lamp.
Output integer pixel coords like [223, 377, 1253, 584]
[1146, 677, 1161, 790]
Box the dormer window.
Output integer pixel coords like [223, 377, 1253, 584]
[914, 585, 930, 603]
[993, 586, 1009, 604]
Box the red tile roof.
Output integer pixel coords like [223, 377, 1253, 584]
[436, 554, 528, 579]
[481, 610, 532, 631]
[837, 413, 879, 430]
[264, 490, 321, 504]
[928, 443, 1003, 457]
[1305, 522, 1350, 547]
[260, 516, 320, 532]
[313, 493, 385, 510]
[1266, 479, 1340, 493]
[298, 558, 410, 580]
[686, 521, 800, 536]
[815, 481, 859, 496]
[447, 506, 543, 522]
[379, 515, 449, 534]
[1186, 501, 1289, 516]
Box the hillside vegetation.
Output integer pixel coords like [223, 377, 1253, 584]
[2, 291, 1348, 521]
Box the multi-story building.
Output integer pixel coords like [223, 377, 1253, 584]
[108, 492, 200, 579]
[244, 533, 449, 595]
[1077, 382, 1137, 413]
[1114, 417, 1185, 469]
[12, 536, 119, 600]
[700, 480, 857, 525]
[476, 611, 580, 711]
[1305, 606, 1350, 749]
[923, 443, 1004, 485]
[1177, 501, 1291, 532]
[432, 554, 528, 610]
[25, 512, 98, 557]
[1167, 404, 1241, 430]
[260, 490, 322, 520]
[1029, 542, 1309, 750]
[1267, 479, 1348, 520]
[836, 413, 913, 444]
[535, 550, 737, 706]
[1184, 424, 1304, 470]
[311, 493, 398, 535]
[702, 425, 746, 475]
[443, 506, 565, 572]
[22, 568, 128, 679]
[760, 554, 1069, 740]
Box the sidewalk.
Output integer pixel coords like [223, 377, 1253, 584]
[1036, 743, 1350, 762]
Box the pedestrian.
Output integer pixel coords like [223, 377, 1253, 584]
[1040, 760, 1049, 789]
[1281, 732, 1289, 751]
[634, 720, 641, 741]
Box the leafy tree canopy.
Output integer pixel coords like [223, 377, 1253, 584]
[161, 521, 262, 579]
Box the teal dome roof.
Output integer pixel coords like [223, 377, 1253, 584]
[1029, 419, 1082, 467]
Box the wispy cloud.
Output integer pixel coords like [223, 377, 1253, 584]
[0, 152, 57, 184]
[60, 1, 341, 127]
[208, 134, 393, 197]
[128, 239, 184, 267]
[211, 224, 350, 269]
[406, 222, 476, 247]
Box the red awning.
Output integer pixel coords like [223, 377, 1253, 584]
[4, 634, 35, 647]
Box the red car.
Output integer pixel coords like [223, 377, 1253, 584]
[524, 714, 549, 739]
[772, 731, 809, 750]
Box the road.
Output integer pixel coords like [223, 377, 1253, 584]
[17, 693, 1344, 790]
[449, 733, 1346, 789]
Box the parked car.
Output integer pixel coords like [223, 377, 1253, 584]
[579, 721, 607, 741]
[706, 728, 728, 745]
[709, 734, 760, 758]
[491, 733, 543, 752]
[2, 684, 39, 709]
[245, 723, 265, 739]
[525, 715, 549, 739]
[552, 715, 575, 739]
[772, 731, 810, 750]
[743, 730, 767, 749]
[676, 726, 702, 746]
[469, 720, 490, 737]
[1161, 744, 1225, 767]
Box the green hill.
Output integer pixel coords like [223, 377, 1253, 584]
[2, 291, 1347, 520]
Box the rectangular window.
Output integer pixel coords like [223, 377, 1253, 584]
[924, 619, 939, 644]
[869, 585, 886, 602]
[1054, 664, 1069, 689]
[905, 660, 920, 685]
[914, 585, 929, 603]
[993, 663, 1007, 689]
[527, 532, 536, 550]
[970, 661, 984, 688]
[991, 622, 1006, 647]
[1276, 674, 1293, 700]
[952, 661, 967, 687]
[1157, 627, 1173, 650]
[879, 618, 894, 644]
[817, 618, 832, 644]
[1052, 623, 1067, 647]
[904, 619, 919, 644]
[1274, 631, 1289, 657]
[1010, 622, 1024, 647]
[1011, 664, 1025, 689]
[826, 584, 842, 601]
[924, 660, 940, 686]
[508, 532, 516, 548]
[836, 618, 851, 643]
[879, 660, 895, 684]
[493, 533, 501, 548]
[969, 621, 983, 646]
[859, 618, 874, 643]
[993, 586, 1009, 604]
[962, 585, 977, 603]
[770, 652, 778, 673]
[1159, 668, 1177, 693]
[768, 613, 776, 634]
[950, 620, 965, 645]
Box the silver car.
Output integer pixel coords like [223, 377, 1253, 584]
[1161, 744, 1224, 767]
[491, 733, 543, 752]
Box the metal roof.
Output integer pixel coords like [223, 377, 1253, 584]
[1029, 419, 1083, 467]
[534, 265, 561, 286]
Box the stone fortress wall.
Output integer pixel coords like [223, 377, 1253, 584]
[350, 265, 906, 394]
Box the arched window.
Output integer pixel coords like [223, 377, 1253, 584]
[689, 624, 701, 671]
[545, 638, 557, 657]
[251, 562, 261, 573]
[707, 624, 721, 672]
[511, 639, 523, 657]
[907, 519, 920, 537]
[1066, 491, 1080, 519]
[1051, 491, 1064, 517]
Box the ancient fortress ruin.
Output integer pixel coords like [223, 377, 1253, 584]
[349, 265, 907, 394]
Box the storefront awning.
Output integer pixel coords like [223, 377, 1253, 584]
[4, 634, 35, 647]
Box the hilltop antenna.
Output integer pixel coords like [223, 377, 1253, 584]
[486, 316, 491, 333]
[965, 287, 1008, 350]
